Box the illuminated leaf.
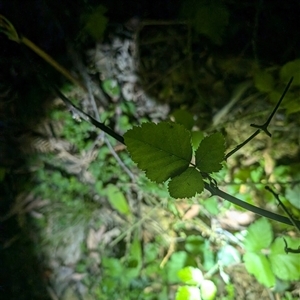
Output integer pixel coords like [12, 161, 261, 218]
[191, 131, 204, 151]
[185, 235, 204, 254]
[269, 237, 300, 281]
[243, 252, 275, 287]
[285, 177, 300, 209]
[102, 79, 121, 99]
[244, 218, 273, 252]
[167, 251, 188, 283]
[168, 167, 204, 198]
[176, 286, 201, 300]
[124, 122, 192, 183]
[200, 280, 217, 300]
[106, 184, 130, 215]
[195, 132, 225, 173]
[169, 167, 204, 198]
[177, 266, 204, 285]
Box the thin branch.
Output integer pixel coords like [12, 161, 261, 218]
[250, 77, 294, 136]
[225, 129, 260, 160]
[104, 138, 136, 181]
[265, 186, 300, 233]
[204, 182, 300, 228]
[51, 85, 125, 144]
[225, 77, 294, 159]
[20, 36, 87, 91]
[283, 238, 300, 254]
[219, 179, 300, 186]
[79, 67, 136, 181]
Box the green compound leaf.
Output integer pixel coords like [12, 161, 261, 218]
[269, 237, 300, 281]
[168, 167, 204, 198]
[243, 252, 275, 287]
[244, 218, 273, 252]
[176, 286, 201, 300]
[195, 132, 225, 173]
[124, 122, 192, 183]
[177, 266, 204, 285]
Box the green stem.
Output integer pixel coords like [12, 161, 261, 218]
[265, 186, 300, 233]
[51, 85, 125, 144]
[204, 183, 300, 227]
[225, 77, 294, 159]
[225, 129, 260, 160]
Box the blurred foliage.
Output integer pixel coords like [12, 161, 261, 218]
[180, 0, 230, 44]
[79, 5, 108, 42]
[243, 219, 300, 287]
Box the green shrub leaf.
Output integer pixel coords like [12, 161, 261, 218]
[82, 5, 108, 41]
[167, 251, 188, 283]
[243, 252, 275, 287]
[176, 286, 201, 300]
[195, 132, 225, 173]
[168, 167, 204, 198]
[124, 122, 192, 183]
[102, 79, 121, 99]
[185, 235, 204, 254]
[254, 70, 274, 92]
[280, 59, 300, 86]
[172, 109, 195, 130]
[244, 218, 273, 252]
[285, 180, 300, 209]
[200, 280, 217, 300]
[181, 0, 229, 44]
[191, 131, 204, 151]
[177, 266, 204, 285]
[269, 237, 300, 281]
[105, 184, 131, 215]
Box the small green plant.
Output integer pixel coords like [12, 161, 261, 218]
[44, 73, 299, 298]
[243, 218, 300, 287]
[124, 121, 225, 199]
[175, 267, 217, 300]
[254, 59, 300, 115]
[180, 0, 230, 45]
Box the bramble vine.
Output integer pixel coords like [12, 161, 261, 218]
[50, 77, 300, 229]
